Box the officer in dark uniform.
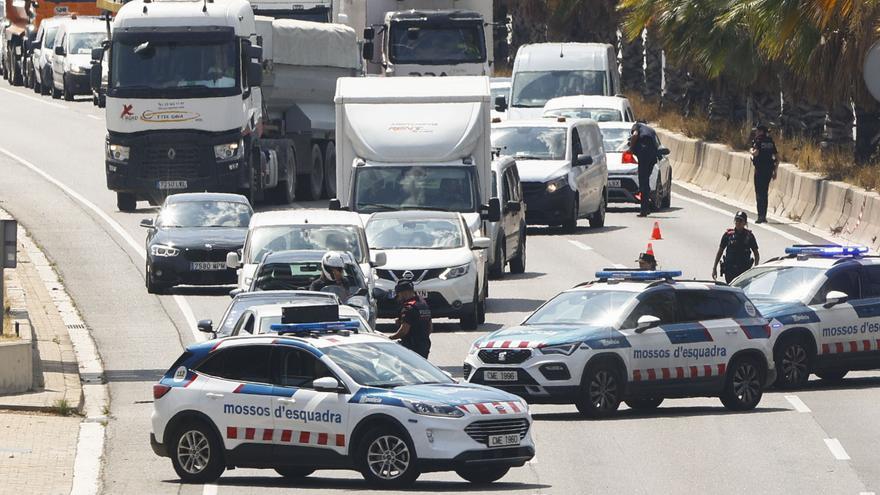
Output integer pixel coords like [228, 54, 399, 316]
[628, 121, 660, 217]
[388, 280, 432, 358]
[712, 211, 760, 283]
[750, 124, 778, 223]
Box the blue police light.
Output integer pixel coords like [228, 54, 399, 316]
[595, 270, 683, 281]
[269, 320, 360, 334]
[784, 245, 868, 257]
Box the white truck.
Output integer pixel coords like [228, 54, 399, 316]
[97, 0, 359, 211]
[330, 75, 502, 264]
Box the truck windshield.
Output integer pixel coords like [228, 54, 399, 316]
[354, 166, 477, 214]
[492, 126, 567, 160]
[511, 70, 606, 108]
[111, 35, 238, 96]
[388, 23, 485, 64]
[69, 32, 105, 55]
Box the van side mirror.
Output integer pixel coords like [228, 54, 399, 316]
[635, 315, 661, 333]
[54, 45, 65, 56]
[362, 41, 374, 61]
[494, 95, 507, 112]
[313, 376, 344, 393]
[247, 44, 262, 61]
[90, 64, 102, 91]
[247, 62, 262, 87]
[226, 251, 241, 269]
[824, 290, 848, 308]
[91, 47, 103, 62]
[472, 237, 491, 250]
[575, 154, 593, 166]
[482, 197, 501, 222]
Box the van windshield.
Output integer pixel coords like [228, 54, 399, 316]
[69, 32, 106, 55]
[511, 70, 606, 108]
[492, 126, 567, 160]
[354, 166, 477, 213]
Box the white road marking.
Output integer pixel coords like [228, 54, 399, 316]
[70, 423, 105, 495]
[784, 395, 811, 413]
[612, 263, 627, 268]
[859, 492, 876, 495]
[87, 114, 102, 120]
[202, 484, 218, 495]
[0, 86, 67, 109]
[568, 240, 593, 251]
[823, 438, 851, 460]
[672, 192, 810, 244]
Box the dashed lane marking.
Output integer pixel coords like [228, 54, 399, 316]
[824, 438, 851, 460]
[87, 114, 102, 120]
[0, 86, 67, 109]
[568, 240, 593, 251]
[784, 395, 811, 413]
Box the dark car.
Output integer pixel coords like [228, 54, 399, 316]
[140, 193, 252, 293]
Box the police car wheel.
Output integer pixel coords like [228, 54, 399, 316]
[774, 337, 812, 389]
[274, 467, 315, 479]
[575, 363, 622, 417]
[625, 398, 664, 411]
[170, 421, 225, 483]
[455, 465, 510, 484]
[816, 369, 848, 382]
[358, 427, 420, 487]
[720, 358, 764, 411]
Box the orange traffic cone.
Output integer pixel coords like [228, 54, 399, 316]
[650, 221, 662, 240]
[646, 243, 655, 256]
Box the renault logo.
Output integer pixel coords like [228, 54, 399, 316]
[402, 270, 414, 280]
[167, 148, 176, 160]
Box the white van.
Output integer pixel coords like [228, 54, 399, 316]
[502, 43, 621, 121]
[51, 18, 106, 100]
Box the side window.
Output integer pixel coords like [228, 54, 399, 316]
[861, 266, 880, 299]
[197, 345, 272, 383]
[491, 171, 498, 198]
[676, 291, 748, 322]
[812, 268, 861, 304]
[272, 348, 332, 389]
[501, 169, 512, 203]
[570, 128, 583, 157]
[232, 312, 254, 335]
[623, 290, 676, 328]
[505, 169, 520, 202]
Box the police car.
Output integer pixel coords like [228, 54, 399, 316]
[150, 322, 535, 487]
[464, 270, 776, 417]
[732, 245, 880, 388]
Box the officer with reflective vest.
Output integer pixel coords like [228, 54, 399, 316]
[388, 279, 433, 358]
[712, 211, 760, 284]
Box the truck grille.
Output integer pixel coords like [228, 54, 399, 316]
[465, 419, 530, 446]
[478, 349, 531, 364]
[183, 248, 230, 262]
[138, 144, 203, 179]
[376, 268, 445, 282]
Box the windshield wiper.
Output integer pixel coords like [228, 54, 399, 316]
[512, 154, 548, 160]
[358, 203, 399, 211]
[399, 206, 455, 212]
[369, 382, 406, 389]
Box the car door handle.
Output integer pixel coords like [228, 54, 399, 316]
[206, 393, 224, 399]
[277, 397, 296, 404]
[725, 329, 738, 334]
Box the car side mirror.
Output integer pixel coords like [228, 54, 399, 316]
[328, 198, 342, 211]
[313, 376, 344, 393]
[139, 218, 154, 228]
[91, 47, 103, 62]
[247, 62, 262, 87]
[635, 315, 661, 333]
[363, 27, 375, 40]
[824, 290, 848, 308]
[494, 95, 507, 112]
[658, 147, 671, 156]
[54, 46, 65, 56]
[576, 154, 593, 166]
[197, 319, 214, 335]
[481, 197, 501, 222]
[505, 200, 521, 213]
[228, 288, 242, 298]
[472, 237, 491, 250]
[226, 251, 241, 269]
[370, 251, 387, 268]
[362, 40, 374, 61]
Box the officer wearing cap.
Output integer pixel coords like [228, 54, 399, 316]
[388, 279, 432, 358]
[750, 124, 778, 223]
[637, 252, 657, 270]
[712, 211, 760, 283]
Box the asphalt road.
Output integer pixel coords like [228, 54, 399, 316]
[1, 85, 879, 495]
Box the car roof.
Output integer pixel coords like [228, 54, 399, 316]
[493, 118, 597, 130]
[544, 95, 628, 110]
[260, 249, 356, 264]
[209, 329, 389, 351]
[250, 209, 364, 228]
[164, 192, 250, 205]
[367, 210, 462, 221]
[60, 19, 106, 33]
[761, 255, 880, 269]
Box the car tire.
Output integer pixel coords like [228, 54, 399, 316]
[169, 420, 225, 483]
[63, 75, 73, 101]
[456, 465, 510, 484]
[509, 233, 526, 274]
[40, 76, 50, 96]
[489, 239, 505, 279]
[460, 284, 480, 330]
[652, 178, 662, 211]
[575, 361, 622, 418]
[116, 192, 137, 212]
[589, 190, 606, 228]
[275, 467, 315, 479]
[357, 426, 420, 488]
[816, 369, 848, 382]
[562, 196, 578, 233]
[51, 83, 61, 99]
[720, 357, 764, 411]
[774, 336, 812, 389]
[625, 398, 663, 410]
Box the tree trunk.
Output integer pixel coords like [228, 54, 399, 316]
[619, 29, 644, 93]
[854, 102, 880, 164]
[662, 61, 688, 112]
[643, 28, 662, 100]
[708, 79, 733, 122]
[780, 90, 825, 139]
[493, 0, 511, 72]
[752, 87, 781, 128]
[502, 0, 549, 60]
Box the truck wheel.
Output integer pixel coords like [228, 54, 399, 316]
[589, 190, 606, 228]
[267, 144, 296, 204]
[116, 192, 137, 212]
[11, 55, 22, 86]
[296, 144, 324, 201]
[456, 466, 510, 484]
[323, 141, 336, 198]
[509, 233, 526, 274]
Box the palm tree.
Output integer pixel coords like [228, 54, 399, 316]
[620, 30, 645, 93]
[643, 28, 663, 100]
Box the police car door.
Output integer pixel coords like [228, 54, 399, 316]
[856, 265, 880, 364]
[809, 266, 863, 363]
[270, 347, 350, 457]
[193, 344, 275, 461]
[619, 289, 677, 395]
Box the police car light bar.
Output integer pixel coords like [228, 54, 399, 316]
[784, 245, 868, 257]
[269, 320, 360, 335]
[595, 270, 683, 281]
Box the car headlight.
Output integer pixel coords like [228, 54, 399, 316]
[106, 144, 130, 162]
[468, 341, 480, 355]
[439, 263, 469, 280]
[214, 141, 242, 161]
[545, 176, 567, 193]
[403, 399, 465, 418]
[150, 244, 179, 257]
[69, 65, 84, 74]
[538, 342, 579, 355]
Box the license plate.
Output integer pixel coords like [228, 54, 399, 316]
[416, 290, 428, 298]
[157, 180, 188, 190]
[483, 370, 517, 382]
[488, 433, 520, 448]
[190, 262, 227, 271]
[608, 179, 621, 187]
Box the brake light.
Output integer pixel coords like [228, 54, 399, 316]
[153, 384, 171, 400]
[622, 151, 637, 164]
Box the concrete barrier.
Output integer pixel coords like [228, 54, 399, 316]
[0, 318, 33, 395]
[658, 128, 880, 252]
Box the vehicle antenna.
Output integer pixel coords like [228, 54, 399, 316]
[202, 0, 207, 13]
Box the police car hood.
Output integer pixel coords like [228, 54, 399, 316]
[353, 382, 522, 406]
[747, 297, 819, 324]
[476, 324, 625, 349]
[514, 160, 570, 183]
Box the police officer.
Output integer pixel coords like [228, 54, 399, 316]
[628, 121, 660, 217]
[388, 280, 432, 358]
[637, 252, 657, 270]
[750, 124, 778, 223]
[712, 211, 760, 283]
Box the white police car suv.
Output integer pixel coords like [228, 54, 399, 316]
[732, 245, 880, 388]
[464, 270, 776, 417]
[151, 323, 534, 487]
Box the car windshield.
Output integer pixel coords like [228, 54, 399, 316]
[157, 201, 251, 228]
[324, 342, 453, 388]
[111, 35, 238, 91]
[367, 217, 464, 250]
[247, 226, 363, 263]
[252, 261, 366, 292]
[217, 293, 336, 337]
[544, 107, 621, 122]
[69, 32, 105, 55]
[492, 126, 566, 160]
[45, 27, 60, 48]
[600, 128, 632, 152]
[354, 166, 476, 213]
[511, 70, 606, 108]
[525, 290, 636, 327]
[732, 266, 826, 302]
[388, 23, 485, 64]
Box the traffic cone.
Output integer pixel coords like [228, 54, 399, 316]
[646, 243, 655, 256]
[650, 221, 662, 240]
